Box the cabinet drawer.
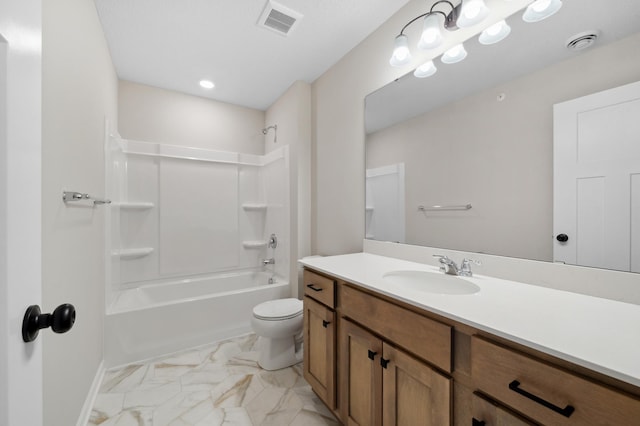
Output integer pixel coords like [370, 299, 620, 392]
[339, 284, 452, 373]
[471, 336, 640, 425]
[471, 392, 535, 426]
[303, 269, 336, 308]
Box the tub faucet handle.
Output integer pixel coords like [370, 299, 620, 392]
[262, 258, 275, 265]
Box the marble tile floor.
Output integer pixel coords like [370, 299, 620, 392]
[88, 334, 339, 426]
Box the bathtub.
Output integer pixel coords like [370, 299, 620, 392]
[104, 270, 290, 367]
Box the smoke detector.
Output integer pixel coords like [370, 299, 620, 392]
[258, 1, 303, 36]
[566, 31, 599, 51]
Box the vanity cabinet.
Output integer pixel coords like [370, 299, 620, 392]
[302, 266, 640, 426]
[340, 319, 451, 426]
[303, 270, 337, 411]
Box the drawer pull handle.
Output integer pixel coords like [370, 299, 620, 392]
[472, 419, 486, 426]
[508, 380, 575, 418]
[367, 350, 377, 360]
[380, 357, 390, 369]
[322, 320, 330, 328]
[307, 284, 323, 292]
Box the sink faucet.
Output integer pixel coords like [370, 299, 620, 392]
[433, 255, 481, 277]
[433, 255, 459, 275]
[262, 258, 275, 265]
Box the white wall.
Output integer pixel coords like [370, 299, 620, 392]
[119, 80, 265, 154]
[366, 32, 640, 262]
[265, 81, 312, 297]
[42, 0, 118, 425]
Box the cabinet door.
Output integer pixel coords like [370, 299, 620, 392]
[303, 296, 336, 409]
[340, 319, 383, 426]
[382, 343, 451, 426]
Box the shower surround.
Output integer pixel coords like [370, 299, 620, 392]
[105, 135, 290, 366]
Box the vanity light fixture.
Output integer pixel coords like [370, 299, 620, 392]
[389, 0, 490, 67]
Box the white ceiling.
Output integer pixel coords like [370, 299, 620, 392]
[365, 0, 640, 133]
[93, 0, 411, 111]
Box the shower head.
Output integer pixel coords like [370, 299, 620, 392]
[262, 124, 278, 142]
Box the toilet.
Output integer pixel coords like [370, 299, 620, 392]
[251, 298, 303, 370]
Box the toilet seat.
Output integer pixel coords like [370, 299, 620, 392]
[253, 298, 302, 321]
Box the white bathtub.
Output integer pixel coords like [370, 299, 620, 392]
[104, 271, 290, 367]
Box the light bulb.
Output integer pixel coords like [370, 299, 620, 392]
[441, 43, 467, 64]
[389, 34, 412, 67]
[418, 13, 443, 50]
[457, 0, 490, 28]
[199, 80, 215, 89]
[523, 0, 562, 23]
[479, 20, 511, 45]
[414, 60, 437, 78]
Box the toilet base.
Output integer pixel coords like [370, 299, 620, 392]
[257, 335, 302, 371]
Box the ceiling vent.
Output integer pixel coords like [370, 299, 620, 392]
[258, 1, 303, 36]
[566, 31, 599, 51]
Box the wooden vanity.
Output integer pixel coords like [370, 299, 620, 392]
[302, 267, 640, 425]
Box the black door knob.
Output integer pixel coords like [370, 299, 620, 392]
[22, 304, 76, 342]
[556, 233, 569, 242]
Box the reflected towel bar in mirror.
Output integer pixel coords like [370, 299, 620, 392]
[62, 191, 111, 206]
[418, 204, 472, 211]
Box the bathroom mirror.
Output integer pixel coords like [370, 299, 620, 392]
[364, 0, 640, 272]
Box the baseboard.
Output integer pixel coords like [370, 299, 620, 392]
[75, 360, 105, 426]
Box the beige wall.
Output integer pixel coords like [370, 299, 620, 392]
[119, 80, 265, 154]
[265, 81, 312, 297]
[366, 32, 640, 261]
[42, 0, 118, 424]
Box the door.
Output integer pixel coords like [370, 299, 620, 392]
[0, 1, 43, 426]
[554, 80, 640, 272]
[340, 319, 383, 426]
[381, 343, 451, 426]
[303, 296, 336, 409]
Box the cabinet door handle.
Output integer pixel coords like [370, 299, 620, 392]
[322, 320, 330, 328]
[508, 380, 575, 418]
[472, 419, 486, 426]
[307, 284, 323, 292]
[367, 350, 377, 360]
[380, 357, 390, 369]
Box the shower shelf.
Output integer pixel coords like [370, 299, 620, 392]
[117, 202, 155, 210]
[112, 247, 154, 259]
[242, 203, 268, 211]
[242, 240, 268, 249]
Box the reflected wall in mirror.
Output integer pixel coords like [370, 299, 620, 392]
[365, 0, 640, 272]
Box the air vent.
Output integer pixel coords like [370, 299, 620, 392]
[566, 31, 599, 51]
[258, 1, 303, 36]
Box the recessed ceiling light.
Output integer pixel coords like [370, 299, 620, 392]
[199, 80, 215, 89]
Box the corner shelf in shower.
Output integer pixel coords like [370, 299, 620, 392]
[116, 202, 155, 210]
[242, 203, 268, 212]
[112, 247, 154, 259]
[242, 240, 268, 249]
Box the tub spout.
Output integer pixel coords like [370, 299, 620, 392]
[262, 258, 275, 265]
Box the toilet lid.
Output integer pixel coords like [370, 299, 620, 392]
[253, 298, 303, 321]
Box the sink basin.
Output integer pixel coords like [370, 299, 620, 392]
[382, 270, 480, 295]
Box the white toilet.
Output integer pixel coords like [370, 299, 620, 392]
[251, 298, 303, 370]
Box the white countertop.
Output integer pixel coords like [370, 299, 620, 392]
[299, 252, 640, 388]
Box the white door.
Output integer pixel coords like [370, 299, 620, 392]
[365, 163, 406, 243]
[0, 1, 43, 425]
[554, 80, 640, 272]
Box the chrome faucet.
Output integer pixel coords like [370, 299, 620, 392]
[433, 255, 459, 275]
[262, 258, 275, 265]
[433, 255, 481, 277]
